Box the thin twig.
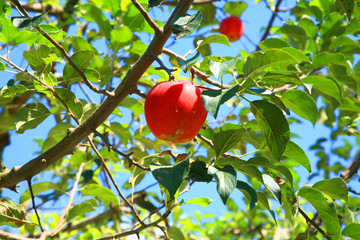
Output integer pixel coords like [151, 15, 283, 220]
[92, 129, 151, 171]
[131, 0, 161, 34]
[97, 203, 177, 240]
[150, 53, 175, 81]
[298, 208, 331, 240]
[256, 0, 283, 51]
[10, 0, 113, 97]
[162, 48, 233, 88]
[27, 179, 44, 232]
[49, 163, 85, 236]
[87, 137, 145, 225]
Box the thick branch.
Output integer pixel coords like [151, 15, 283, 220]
[0, 0, 194, 190]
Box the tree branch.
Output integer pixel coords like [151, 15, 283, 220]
[0, 0, 194, 190]
[48, 163, 85, 236]
[256, 0, 283, 51]
[298, 208, 331, 240]
[132, 0, 161, 34]
[27, 179, 44, 232]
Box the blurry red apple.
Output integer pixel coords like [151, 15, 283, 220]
[219, 16, 244, 42]
[144, 80, 208, 144]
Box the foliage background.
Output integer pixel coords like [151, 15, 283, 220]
[0, 0, 360, 239]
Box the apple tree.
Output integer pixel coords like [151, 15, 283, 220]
[0, 0, 360, 239]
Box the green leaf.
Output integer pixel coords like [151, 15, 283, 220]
[168, 226, 185, 240]
[236, 180, 257, 210]
[224, 1, 247, 17]
[11, 12, 47, 30]
[171, 11, 202, 39]
[176, 51, 200, 73]
[0, 84, 27, 98]
[298, 187, 341, 238]
[66, 198, 99, 221]
[258, 38, 290, 50]
[262, 174, 281, 204]
[243, 48, 309, 78]
[201, 85, 239, 119]
[150, 153, 191, 198]
[213, 123, 247, 157]
[241, 164, 265, 183]
[302, 76, 341, 104]
[0, 60, 6, 71]
[342, 223, 360, 240]
[312, 52, 349, 69]
[54, 88, 83, 119]
[313, 178, 348, 203]
[256, 192, 277, 223]
[0, 198, 29, 228]
[196, 34, 230, 48]
[281, 89, 318, 125]
[185, 197, 213, 207]
[14, 102, 51, 134]
[355, 0, 360, 22]
[281, 182, 298, 220]
[0, 14, 19, 44]
[246, 157, 293, 186]
[81, 184, 119, 209]
[188, 160, 213, 183]
[208, 165, 237, 204]
[250, 100, 290, 160]
[110, 26, 133, 53]
[20, 182, 62, 204]
[336, 0, 354, 21]
[246, 88, 290, 115]
[82, 4, 111, 39]
[63, 50, 96, 84]
[283, 141, 311, 172]
[42, 122, 73, 152]
[209, 54, 239, 79]
[23, 44, 52, 72]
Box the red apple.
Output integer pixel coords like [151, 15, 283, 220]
[219, 16, 244, 42]
[144, 80, 208, 144]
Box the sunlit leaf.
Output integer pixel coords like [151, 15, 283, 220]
[209, 54, 239, 79]
[82, 184, 119, 209]
[213, 123, 247, 158]
[185, 197, 213, 207]
[66, 198, 99, 221]
[281, 89, 318, 125]
[14, 102, 51, 134]
[298, 187, 341, 238]
[342, 223, 360, 240]
[283, 141, 311, 172]
[313, 178, 348, 203]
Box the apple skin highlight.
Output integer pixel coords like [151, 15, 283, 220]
[145, 80, 208, 144]
[220, 16, 244, 42]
